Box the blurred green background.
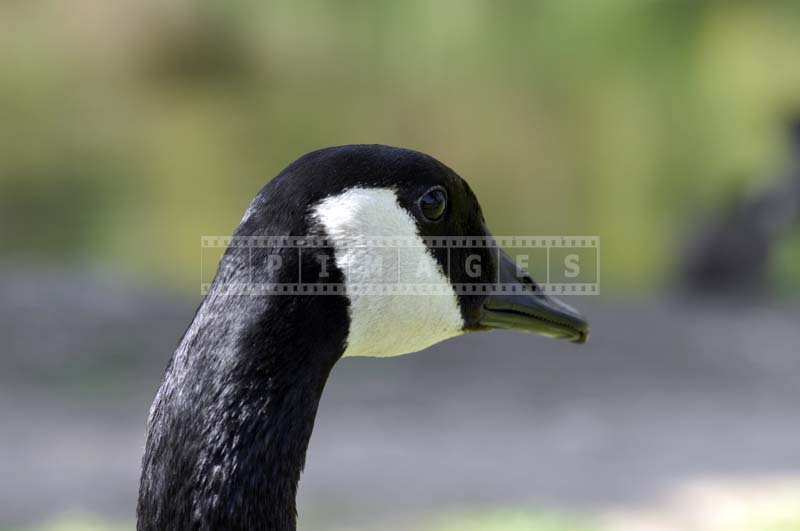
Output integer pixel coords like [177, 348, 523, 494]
[3, 0, 800, 293]
[4, 2, 800, 531]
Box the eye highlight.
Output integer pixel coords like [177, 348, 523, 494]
[418, 186, 447, 222]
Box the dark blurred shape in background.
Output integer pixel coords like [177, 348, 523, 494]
[680, 117, 800, 296]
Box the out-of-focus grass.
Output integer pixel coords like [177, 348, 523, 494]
[3, 514, 132, 531]
[16, 476, 800, 531]
[9, 488, 800, 531]
[4, 510, 592, 531]
[2, 1, 800, 293]
[414, 509, 596, 531]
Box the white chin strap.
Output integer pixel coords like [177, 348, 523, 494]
[312, 187, 465, 357]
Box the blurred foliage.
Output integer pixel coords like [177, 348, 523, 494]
[1, 0, 800, 292]
[18, 500, 799, 531]
[4, 514, 132, 531]
[419, 509, 596, 531]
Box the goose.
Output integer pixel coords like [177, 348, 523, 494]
[137, 144, 589, 531]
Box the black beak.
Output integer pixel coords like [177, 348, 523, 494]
[479, 249, 589, 344]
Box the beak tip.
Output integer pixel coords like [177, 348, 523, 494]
[572, 328, 589, 344]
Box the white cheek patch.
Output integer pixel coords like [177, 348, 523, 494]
[312, 187, 465, 357]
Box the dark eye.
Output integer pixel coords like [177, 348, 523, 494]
[418, 186, 447, 222]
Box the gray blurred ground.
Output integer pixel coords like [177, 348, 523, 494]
[2, 268, 799, 528]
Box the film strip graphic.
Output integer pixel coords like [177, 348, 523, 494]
[201, 236, 599, 296]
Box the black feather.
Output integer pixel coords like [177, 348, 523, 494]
[137, 145, 492, 530]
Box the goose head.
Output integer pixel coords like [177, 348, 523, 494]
[239, 144, 588, 358]
[138, 144, 589, 531]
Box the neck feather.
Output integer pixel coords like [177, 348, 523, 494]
[138, 249, 347, 531]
